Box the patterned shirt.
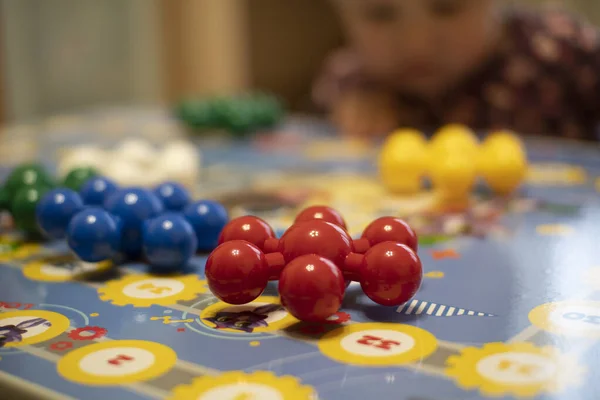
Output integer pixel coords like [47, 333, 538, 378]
[312, 8, 600, 141]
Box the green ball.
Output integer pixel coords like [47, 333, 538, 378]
[209, 96, 235, 129]
[177, 99, 216, 129]
[11, 185, 51, 235]
[4, 164, 54, 205]
[63, 167, 99, 192]
[224, 101, 255, 136]
[246, 93, 284, 127]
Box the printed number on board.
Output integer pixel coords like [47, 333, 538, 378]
[108, 354, 135, 366]
[0, 302, 34, 310]
[136, 283, 172, 295]
[356, 335, 401, 350]
[563, 312, 600, 325]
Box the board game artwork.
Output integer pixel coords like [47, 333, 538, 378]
[0, 111, 599, 400]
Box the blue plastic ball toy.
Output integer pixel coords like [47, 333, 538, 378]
[104, 187, 164, 258]
[80, 176, 118, 206]
[154, 182, 191, 211]
[35, 188, 85, 239]
[183, 200, 228, 251]
[67, 208, 121, 262]
[142, 213, 198, 272]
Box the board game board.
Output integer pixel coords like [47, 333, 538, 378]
[1, 108, 600, 400]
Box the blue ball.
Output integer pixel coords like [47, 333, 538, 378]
[183, 200, 228, 251]
[67, 208, 121, 262]
[142, 213, 198, 272]
[36, 188, 85, 239]
[80, 176, 118, 206]
[104, 187, 164, 258]
[154, 182, 191, 211]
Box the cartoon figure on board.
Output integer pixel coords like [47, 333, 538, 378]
[0, 318, 51, 347]
[203, 304, 282, 333]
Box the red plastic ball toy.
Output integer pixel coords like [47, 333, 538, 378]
[279, 254, 346, 322]
[361, 217, 418, 252]
[205, 240, 269, 304]
[359, 241, 422, 306]
[294, 205, 347, 230]
[278, 220, 354, 266]
[218, 216, 276, 250]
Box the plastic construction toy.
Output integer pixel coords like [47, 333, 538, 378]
[206, 205, 422, 322]
[0, 162, 89, 237]
[379, 125, 528, 207]
[33, 176, 228, 272]
[175, 92, 285, 136]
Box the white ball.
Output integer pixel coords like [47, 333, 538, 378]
[115, 138, 156, 167]
[102, 157, 145, 187]
[57, 146, 106, 177]
[158, 140, 201, 187]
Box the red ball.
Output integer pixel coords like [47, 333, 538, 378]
[205, 240, 269, 304]
[218, 216, 276, 250]
[361, 217, 418, 252]
[294, 205, 347, 230]
[279, 220, 354, 266]
[279, 254, 345, 322]
[359, 242, 422, 306]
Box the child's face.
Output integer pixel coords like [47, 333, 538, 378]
[337, 0, 500, 97]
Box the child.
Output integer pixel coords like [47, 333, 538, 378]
[312, 0, 600, 141]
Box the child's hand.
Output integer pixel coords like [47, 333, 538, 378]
[330, 89, 400, 138]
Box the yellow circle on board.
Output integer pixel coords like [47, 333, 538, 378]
[169, 371, 316, 400]
[57, 340, 177, 385]
[446, 342, 584, 398]
[529, 301, 600, 338]
[535, 224, 574, 236]
[98, 274, 207, 307]
[526, 163, 587, 186]
[23, 258, 112, 282]
[0, 310, 70, 347]
[318, 322, 437, 366]
[0, 242, 41, 262]
[200, 296, 298, 333]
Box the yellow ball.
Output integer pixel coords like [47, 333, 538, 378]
[386, 128, 427, 147]
[430, 153, 477, 197]
[482, 130, 526, 155]
[379, 129, 428, 194]
[478, 134, 528, 195]
[429, 124, 480, 158]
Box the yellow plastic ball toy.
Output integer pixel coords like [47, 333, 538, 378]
[379, 129, 429, 194]
[429, 153, 477, 207]
[481, 130, 526, 155]
[429, 124, 480, 159]
[478, 132, 528, 195]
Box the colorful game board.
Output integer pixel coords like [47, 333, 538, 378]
[1, 109, 600, 400]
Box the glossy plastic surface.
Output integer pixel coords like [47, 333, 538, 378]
[279, 255, 346, 322]
[217, 215, 275, 250]
[66, 207, 121, 262]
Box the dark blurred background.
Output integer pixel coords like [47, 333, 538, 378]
[1, 0, 599, 124]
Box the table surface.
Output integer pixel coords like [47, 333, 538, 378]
[0, 108, 600, 400]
